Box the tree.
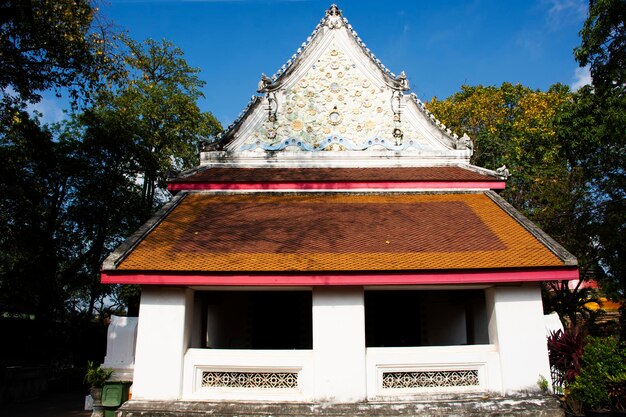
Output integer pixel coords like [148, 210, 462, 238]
[0, 109, 74, 320]
[0, 3, 222, 366]
[90, 37, 221, 208]
[59, 112, 147, 321]
[574, 0, 626, 339]
[0, 0, 113, 106]
[428, 83, 572, 215]
[0, 36, 221, 323]
[0, 109, 139, 323]
[553, 85, 626, 336]
[575, 0, 626, 95]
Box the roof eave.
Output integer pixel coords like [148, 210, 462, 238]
[101, 266, 579, 286]
[485, 190, 578, 266]
[101, 192, 188, 271]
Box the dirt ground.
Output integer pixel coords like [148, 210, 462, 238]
[0, 389, 91, 417]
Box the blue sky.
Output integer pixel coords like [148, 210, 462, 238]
[36, 0, 591, 126]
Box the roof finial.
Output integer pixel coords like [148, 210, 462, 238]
[496, 165, 510, 179]
[325, 4, 343, 29]
[257, 73, 274, 93]
[392, 71, 410, 91]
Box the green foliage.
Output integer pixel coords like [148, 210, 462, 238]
[0, 0, 121, 106]
[568, 336, 626, 411]
[428, 82, 571, 215]
[553, 85, 626, 335]
[571, 3, 626, 331]
[1, 0, 93, 102]
[0, 109, 77, 319]
[607, 372, 626, 411]
[0, 108, 145, 323]
[0, 23, 220, 333]
[89, 37, 222, 208]
[84, 361, 113, 388]
[575, 0, 626, 95]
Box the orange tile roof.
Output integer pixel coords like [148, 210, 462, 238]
[114, 192, 564, 272]
[169, 166, 497, 184]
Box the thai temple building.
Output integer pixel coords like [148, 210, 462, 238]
[102, 5, 577, 416]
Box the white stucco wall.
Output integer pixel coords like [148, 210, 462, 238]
[182, 348, 314, 401]
[130, 284, 551, 402]
[312, 287, 367, 402]
[486, 283, 552, 394]
[132, 286, 193, 400]
[366, 345, 502, 399]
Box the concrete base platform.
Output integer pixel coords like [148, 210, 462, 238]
[116, 394, 564, 417]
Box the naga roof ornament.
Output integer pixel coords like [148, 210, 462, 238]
[204, 4, 474, 168]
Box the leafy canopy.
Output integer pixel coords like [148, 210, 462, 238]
[0, 0, 115, 105]
[90, 37, 222, 207]
[575, 0, 626, 95]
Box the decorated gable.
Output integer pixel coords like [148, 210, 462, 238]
[203, 5, 473, 167]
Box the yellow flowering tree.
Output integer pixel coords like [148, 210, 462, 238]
[428, 82, 572, 219]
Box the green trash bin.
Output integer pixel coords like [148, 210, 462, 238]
[102, 381, 131, 417]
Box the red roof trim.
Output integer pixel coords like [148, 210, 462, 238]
[168, 181, 507, 192]
[102, 266, 578, 286]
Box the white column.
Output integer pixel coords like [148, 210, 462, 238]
[132, 286, 194, 400]
[312, 287, 366, 402]
[486, 283, 551, 394]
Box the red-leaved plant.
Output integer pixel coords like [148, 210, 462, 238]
[547, 325, 586, 388]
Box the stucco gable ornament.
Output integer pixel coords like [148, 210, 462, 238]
[325, 4, 343, 29]
[456, 133, 473, 150]
[496, 165, 510, 179]
[257, 73, 275, 93]
[392, 71, 410, 91]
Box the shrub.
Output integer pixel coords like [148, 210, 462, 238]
[568, 336, 626, 411]
[84, 361, 113, 388]
[547, 326, 585, 387]
[607, 372, 626, 411]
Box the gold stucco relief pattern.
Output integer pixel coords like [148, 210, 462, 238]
[245, 43, 431, 151]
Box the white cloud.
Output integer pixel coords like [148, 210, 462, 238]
[544, 0, 588, 29]
[26, 95, 67, 125]
[571, 66, 592, 91]
[2, 87, 67, 125]
[546, 0, 589, 19]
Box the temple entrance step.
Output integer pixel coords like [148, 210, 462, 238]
[116, 394, 564, 417]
